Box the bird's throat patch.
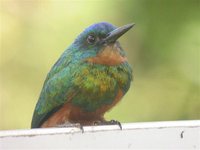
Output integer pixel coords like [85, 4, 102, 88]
[86, 44, 127, 65]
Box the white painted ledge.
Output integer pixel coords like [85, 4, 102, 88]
[0, 120, 200, 149]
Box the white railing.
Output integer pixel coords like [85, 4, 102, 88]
[0, 120, 200, 149]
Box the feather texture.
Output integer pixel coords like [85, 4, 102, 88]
[31, 22, 133, 128]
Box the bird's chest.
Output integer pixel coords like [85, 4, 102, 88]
[71, 63, 132, 111]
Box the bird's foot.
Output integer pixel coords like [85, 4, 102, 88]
[94, 120, 122, 130]
[56, 123, 84, 132]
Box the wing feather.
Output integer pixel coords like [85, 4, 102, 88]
[31, 50, 77, 128]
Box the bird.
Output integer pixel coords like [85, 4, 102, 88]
[31, 22, 134, 128]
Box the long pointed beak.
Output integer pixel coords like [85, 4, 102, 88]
[103, 23, 135, 44]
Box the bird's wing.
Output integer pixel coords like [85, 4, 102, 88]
[31, 50, 79, 128]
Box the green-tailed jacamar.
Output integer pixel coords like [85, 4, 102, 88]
[31, 22, 134, 128]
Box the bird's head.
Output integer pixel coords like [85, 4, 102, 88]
[71, 22, 134, 65]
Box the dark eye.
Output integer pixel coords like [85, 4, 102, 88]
[87, 35, 96, 44]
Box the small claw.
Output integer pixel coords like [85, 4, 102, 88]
[80, 125, 84, 133]
[109, 120, 122, 130]
[93, 120, 122, 130]
[56, 123, 84, 133]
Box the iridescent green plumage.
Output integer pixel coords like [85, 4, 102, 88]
[31, 22, 133, 128]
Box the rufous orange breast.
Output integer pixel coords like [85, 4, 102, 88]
[86, 44, 127, 65]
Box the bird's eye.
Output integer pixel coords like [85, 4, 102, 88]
[87, 35, 96, 44]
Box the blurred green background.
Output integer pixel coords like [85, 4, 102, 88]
[0, 0, 199, 130]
